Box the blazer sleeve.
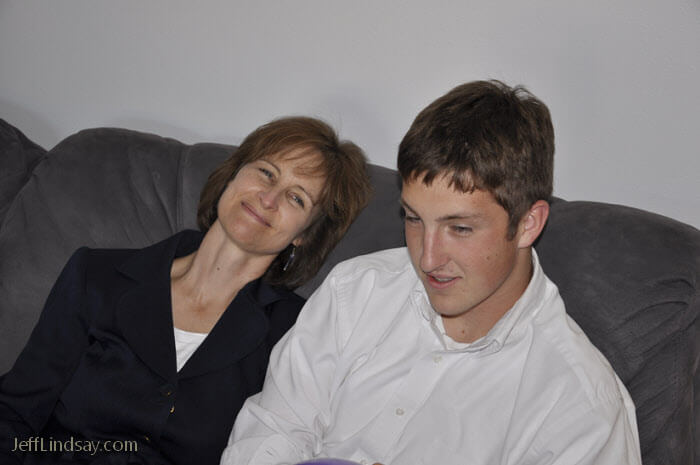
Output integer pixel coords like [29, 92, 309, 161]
[0, 247, 92, 463]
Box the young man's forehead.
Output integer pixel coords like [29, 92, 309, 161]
[402, 168, 482, 193]
[401, 170, 484, 198]
[400, 176, 503, 218]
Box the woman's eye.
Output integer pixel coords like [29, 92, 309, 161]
[259, 168, 274, 179]
[290, 193, 305, 208]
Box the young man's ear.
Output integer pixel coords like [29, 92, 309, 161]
[516, 200, 550, 248]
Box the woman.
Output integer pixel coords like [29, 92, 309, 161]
[0, 117, 372, 465]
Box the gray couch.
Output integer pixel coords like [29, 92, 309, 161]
[1, 119, 699, 464]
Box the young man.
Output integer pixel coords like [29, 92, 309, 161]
[221, 81, 642, 465]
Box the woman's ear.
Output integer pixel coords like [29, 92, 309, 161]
[291, 228, 311, 248]
[516, 200, 550, 248]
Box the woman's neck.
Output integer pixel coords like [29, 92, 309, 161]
[170, 222, 277, 332]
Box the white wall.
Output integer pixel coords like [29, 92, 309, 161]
[1, 0, 698, 228]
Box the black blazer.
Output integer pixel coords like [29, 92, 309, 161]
[0, 230, 304, 465]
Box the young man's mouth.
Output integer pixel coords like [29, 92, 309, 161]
[425, 273, 459, 289]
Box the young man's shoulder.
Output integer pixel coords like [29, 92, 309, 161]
[522, 282, 633, 417]
[313, 247, 419, 330]
[295, 247, 421, 357]
[328, 247, 416, 284]
[540, 309, 628, 404]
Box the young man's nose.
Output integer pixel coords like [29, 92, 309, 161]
[420, 231, 448, 272]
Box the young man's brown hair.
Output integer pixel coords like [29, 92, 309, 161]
[398, 80, 554, 238]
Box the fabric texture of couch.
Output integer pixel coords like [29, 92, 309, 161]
[1, 119, 698, 465]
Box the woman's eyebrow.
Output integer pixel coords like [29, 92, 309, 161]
[260, 158, 281, 174]
[297, 185, 316, 205]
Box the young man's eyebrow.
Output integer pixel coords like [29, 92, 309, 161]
[399, 198, 419, 216]
[439, 213, 484, 222]
[400, 198, 483, 221]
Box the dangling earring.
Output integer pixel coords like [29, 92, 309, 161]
[283, 246, 296, 272]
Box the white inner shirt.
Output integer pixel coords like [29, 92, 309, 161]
[173, 327, 208, 372]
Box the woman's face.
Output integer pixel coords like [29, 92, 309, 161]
[216, 149, 326, 257]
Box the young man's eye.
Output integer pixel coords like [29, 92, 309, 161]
[451, 225, 472, 234]
[400, 206, 421, 224]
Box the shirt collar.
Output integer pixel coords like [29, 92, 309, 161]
[411, 249, 548, 354]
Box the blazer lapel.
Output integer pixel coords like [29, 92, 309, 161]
[114, 231, 201, 382]
[116, 280, 177, 382]
[111, 230, 287, 381]
[177, 281, 277, 380]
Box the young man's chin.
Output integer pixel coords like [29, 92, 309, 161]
[425, 293, 472, 318]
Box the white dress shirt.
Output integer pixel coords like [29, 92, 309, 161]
[221, 248, 641, 465]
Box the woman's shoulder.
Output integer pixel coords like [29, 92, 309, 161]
[264, 285, 305, 317]
[277, 287, 305, 306]
[63, 245, 151, 284]
[74, 232, 195, 282]
[55, 245, 140, 284]
[261, 285, 305, 342]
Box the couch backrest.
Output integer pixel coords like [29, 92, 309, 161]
[538, 198, 700, 465]
[1, 126, 699, 465]
[0, 127, 405, 374]
[0, 119, 46, 225]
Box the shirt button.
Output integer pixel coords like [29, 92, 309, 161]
[395, 407, 405, 416]
[433, 355, 443, 364]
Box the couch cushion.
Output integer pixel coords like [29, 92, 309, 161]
[0, 128, 233, 372]
[0, 127, 404, 373]
[536, 198, 700, 465]
[0, 119, 46, 226]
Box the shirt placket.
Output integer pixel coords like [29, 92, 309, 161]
[357, 350, 450, 461]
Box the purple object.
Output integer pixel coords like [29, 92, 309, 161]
[295, 459, 363, 465]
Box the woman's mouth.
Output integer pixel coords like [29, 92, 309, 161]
[242, 202, 271, 227]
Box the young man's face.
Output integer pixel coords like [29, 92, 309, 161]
[401, 173, 537, 339]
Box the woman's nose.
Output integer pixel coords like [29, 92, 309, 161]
[258, 188, 280, 210]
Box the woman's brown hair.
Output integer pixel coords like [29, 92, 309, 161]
[198, 116, 372, 288]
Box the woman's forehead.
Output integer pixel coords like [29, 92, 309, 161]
[264, 147, 326, 176]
